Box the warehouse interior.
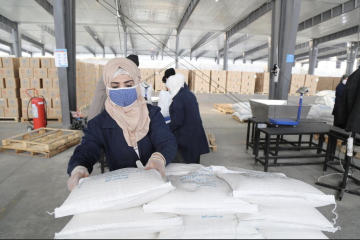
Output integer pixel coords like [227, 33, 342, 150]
[0, 0, 360, 239]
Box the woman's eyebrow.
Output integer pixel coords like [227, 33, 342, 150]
[111, 82, 120, 84]
[124, 80, 135, 84]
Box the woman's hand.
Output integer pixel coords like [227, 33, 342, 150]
[145, 153, 166, 177]
[67, 166, 90, 192]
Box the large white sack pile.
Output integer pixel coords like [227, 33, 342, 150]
[307, 91, 335, 124]
[232, 102, 253, 122]
[54, 164, 340, 239]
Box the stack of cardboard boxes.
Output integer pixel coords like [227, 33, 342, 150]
[176, 69, 190, 86]
[290, 74, 306, 95]
[317, 77, 342, 91]
[76, 62, 99, 110]
[19, 57, 61, 120]
[226, 71, 242, 93]
[240, 72, 256, 94]
[304, 75, 319, 96]
[255, 73, 270, 94]
[0, 57, 21, 119]
[141, 69, 155, 90]
[210, 70, 227, 93]
[190, 70, 211, 92]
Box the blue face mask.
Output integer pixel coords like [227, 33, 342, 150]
[107, 85, 138, 107]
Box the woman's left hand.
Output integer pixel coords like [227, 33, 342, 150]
[145, 159, 166, 177]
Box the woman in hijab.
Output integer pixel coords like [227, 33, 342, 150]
[67, 58, 177, 191]
[166, 73, 209, 164]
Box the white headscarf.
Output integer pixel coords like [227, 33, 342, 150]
[166, 73, 185, 98]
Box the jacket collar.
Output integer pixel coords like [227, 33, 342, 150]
[102, 111, 119, 129]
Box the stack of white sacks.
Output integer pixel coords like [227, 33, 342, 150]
[232, 102, 253, 122]
[54, 164, 340, 239]
[307, 91, 335, 124]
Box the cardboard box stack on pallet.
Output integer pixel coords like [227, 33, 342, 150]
[154, 69, 166, 91]
[0, 57, 21, 120]
[290, 74, 306, 95]
[19, 57, 61, 120]
[241, 72, 256, 94]
[176, 69, 190, 86]
[304, 75, 319, 96]
[255, 73, 270, 94]
[210, 70, 227, 93]
[76, 62, 100, 110]
[141, 69, 155, 90]
[190, 70, 211, 93]
[317, 77, 342, 91]
[226, 71, 242, 93]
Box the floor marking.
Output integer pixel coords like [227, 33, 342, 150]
[0, 190, 28, 222]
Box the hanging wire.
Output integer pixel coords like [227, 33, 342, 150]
[115, 0, 123, 57]
[97, 0, 306, 111]
[96, 0, 256, 111]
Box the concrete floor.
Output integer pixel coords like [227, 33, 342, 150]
[0, 93, 359, 239]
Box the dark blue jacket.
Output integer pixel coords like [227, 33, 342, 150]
[169, 87, 210, 163]
[68, 105, 178, 175]
[333, 82, 346, 117]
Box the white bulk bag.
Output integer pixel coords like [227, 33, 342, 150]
[311, 105, 333, 118]
[144, 167, 258, 215]
[237, 207, 338, 233]
[159, 215, 263, 239]
[158, 90, 172, 118]
[54, 169, 174, 218]
[217, 172, 336, 208]
[258, 229, 329, 239]
[233, 112, 253, 123]
[212, 166, 286, 177]
[55, 207, 182, 239]
[165, 163, 204, 177]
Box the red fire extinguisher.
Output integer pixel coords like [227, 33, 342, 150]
[26, 89, 48, 131]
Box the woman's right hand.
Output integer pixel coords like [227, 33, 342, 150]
[67, 166, 90, 192]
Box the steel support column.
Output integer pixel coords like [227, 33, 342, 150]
[223, 33, 230, 70]
[124, 31, 128, 57]
[269, 0, 281, 99]
[276, 0, 302, 100]
[11, 24, 21, 57]
[175, 34, 180, 69]
[216, 51, 220, 65]
[243, 52, 246, 64]
[346, 42, 359, 76]
[53, 0, 75, 129]
[41, 45, 45, 56]
[308, 39, 319, 75]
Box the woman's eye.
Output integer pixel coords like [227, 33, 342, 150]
[126, 85, 133, 88]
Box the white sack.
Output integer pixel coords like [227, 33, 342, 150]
[159, 215, 263, 239]
[237, 207, 338, 233]
[233, 112, 253, 122]
[55, 169, 174, 218]
[315, 96, 335, 108]
[158, 90, 172, 118]
[258, 229, 329, 239]
[316, 91, 335, 98]
[55, 207, 182, 239]
[212, 166, 286, 177]
[217, 172, 336, 208]
[166, 163, 204, 177]
[144, 167, 258, 215]
[307, 108, 320, 120]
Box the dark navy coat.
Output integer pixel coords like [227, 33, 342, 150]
[68, 105, 178, 175]
[169, 86, 210, 163]
[332, 82, 346, 117]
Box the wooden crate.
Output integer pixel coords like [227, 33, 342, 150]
[1, 128, 82, 158]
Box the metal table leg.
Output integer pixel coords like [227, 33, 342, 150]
[274, 135, 280, 164]
[246, 120, 251, 151]
[264, 133, 271, 172]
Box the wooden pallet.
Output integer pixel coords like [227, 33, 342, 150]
[21, 118, 62, 123]
[255, 92, 269, 95]
[0, 117, 20, 123]
[192, 91, 210, 93]
[1, 128, 83, 158]
[233, 115, 248, 123]
[207, 133, 217, 152]
[214, 103, 234, 114]
[240, 92, 255, 95]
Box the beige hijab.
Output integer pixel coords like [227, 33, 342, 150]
[103, 58, 150, 147]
